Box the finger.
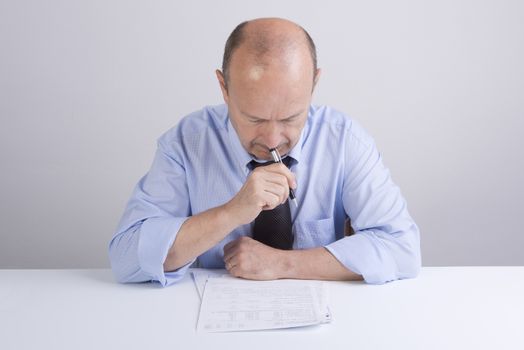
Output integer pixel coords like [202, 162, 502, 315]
[257, 174, 289, 199]
[223, 241, 234, 254]
[229, 264, 241, 278]
[261, 182, 288, 201]
[260, 163, 297, 189]
[223, 241, 240, 262]
[223, 252, 233, 266]
[260, 191, 285, 210]
[263, 188, 287, 206]
[223, 247, 236, 264]
[250, 170, 291, 202]
[225, 259, 234, 271]
[263, 173, 291, 189]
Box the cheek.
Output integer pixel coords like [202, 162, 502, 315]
[236, 124, 258, 144]
[284, 124, 303, 140]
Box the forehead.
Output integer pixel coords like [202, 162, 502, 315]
[229, 42, 313, 78]
[228, 54, 313, 96]
[230, 70, 311, 118]
[247, 65, 265, 81]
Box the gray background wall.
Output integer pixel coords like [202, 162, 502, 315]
[1, 0, 523, 268]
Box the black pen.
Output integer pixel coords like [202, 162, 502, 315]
[269, 148, 298, 207]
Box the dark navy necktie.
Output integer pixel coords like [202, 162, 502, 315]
[250, 157, 294, 250]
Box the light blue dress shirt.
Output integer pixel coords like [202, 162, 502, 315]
[109, 104, 421, 286]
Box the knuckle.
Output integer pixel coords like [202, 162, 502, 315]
[248, 172, 260, 183]
[268, 199, 279, 209]
[237, 250, 247, 262]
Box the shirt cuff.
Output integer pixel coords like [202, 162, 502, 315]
[325, 231, 398, 284]
[138, 216, 193, 287]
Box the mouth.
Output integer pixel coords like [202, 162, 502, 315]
[250, 144, 288, 160]
[268, 145, 287, 155]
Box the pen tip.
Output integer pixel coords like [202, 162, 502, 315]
[292, 198, 298, 207]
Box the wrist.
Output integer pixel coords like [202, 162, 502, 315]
[220, 201, 244, 229]
[276, 249, 297, 279]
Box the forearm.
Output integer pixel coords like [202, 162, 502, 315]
[163, 203, 239, 272]
[279, 247, 363, 281]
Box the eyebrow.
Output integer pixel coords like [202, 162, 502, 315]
[240, 109, 305, 121]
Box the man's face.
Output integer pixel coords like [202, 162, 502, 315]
[217, 50, 319, 160]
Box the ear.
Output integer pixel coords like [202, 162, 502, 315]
[215, 69, 229, 104]
[312, 68, 322, 92]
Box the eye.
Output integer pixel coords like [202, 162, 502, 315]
[282, 117, 298, 124]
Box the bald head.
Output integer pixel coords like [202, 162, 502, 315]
[216, 19, 320, 160]
[221, 18, 317, 87]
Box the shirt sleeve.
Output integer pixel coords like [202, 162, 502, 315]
[108, 138, 193, 287]
[325, 122, 421, 284]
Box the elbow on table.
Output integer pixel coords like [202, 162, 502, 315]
[108, 236, 144, 284]
[397, 235, 422, 281]
[371, 252, 421, 284]
[109, 261, 136, 284]
[379, 230, 422, 283]
[400, 252, 421, 280]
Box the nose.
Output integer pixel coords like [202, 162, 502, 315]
[260, 121, 282, 149]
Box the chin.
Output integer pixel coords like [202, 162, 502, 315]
[251, 151, 272, 161]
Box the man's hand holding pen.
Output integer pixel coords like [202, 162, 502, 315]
[224, 162, 296, 226]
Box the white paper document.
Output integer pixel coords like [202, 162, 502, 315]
[192, 270, 224, 299]
[196, 277, 331, 332]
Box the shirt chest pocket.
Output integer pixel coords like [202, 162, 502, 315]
[293, 217, 336, 249]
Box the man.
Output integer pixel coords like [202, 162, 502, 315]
[109, 18, 421, 286]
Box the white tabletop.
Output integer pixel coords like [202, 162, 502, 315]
[1, 267, 523, 350]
